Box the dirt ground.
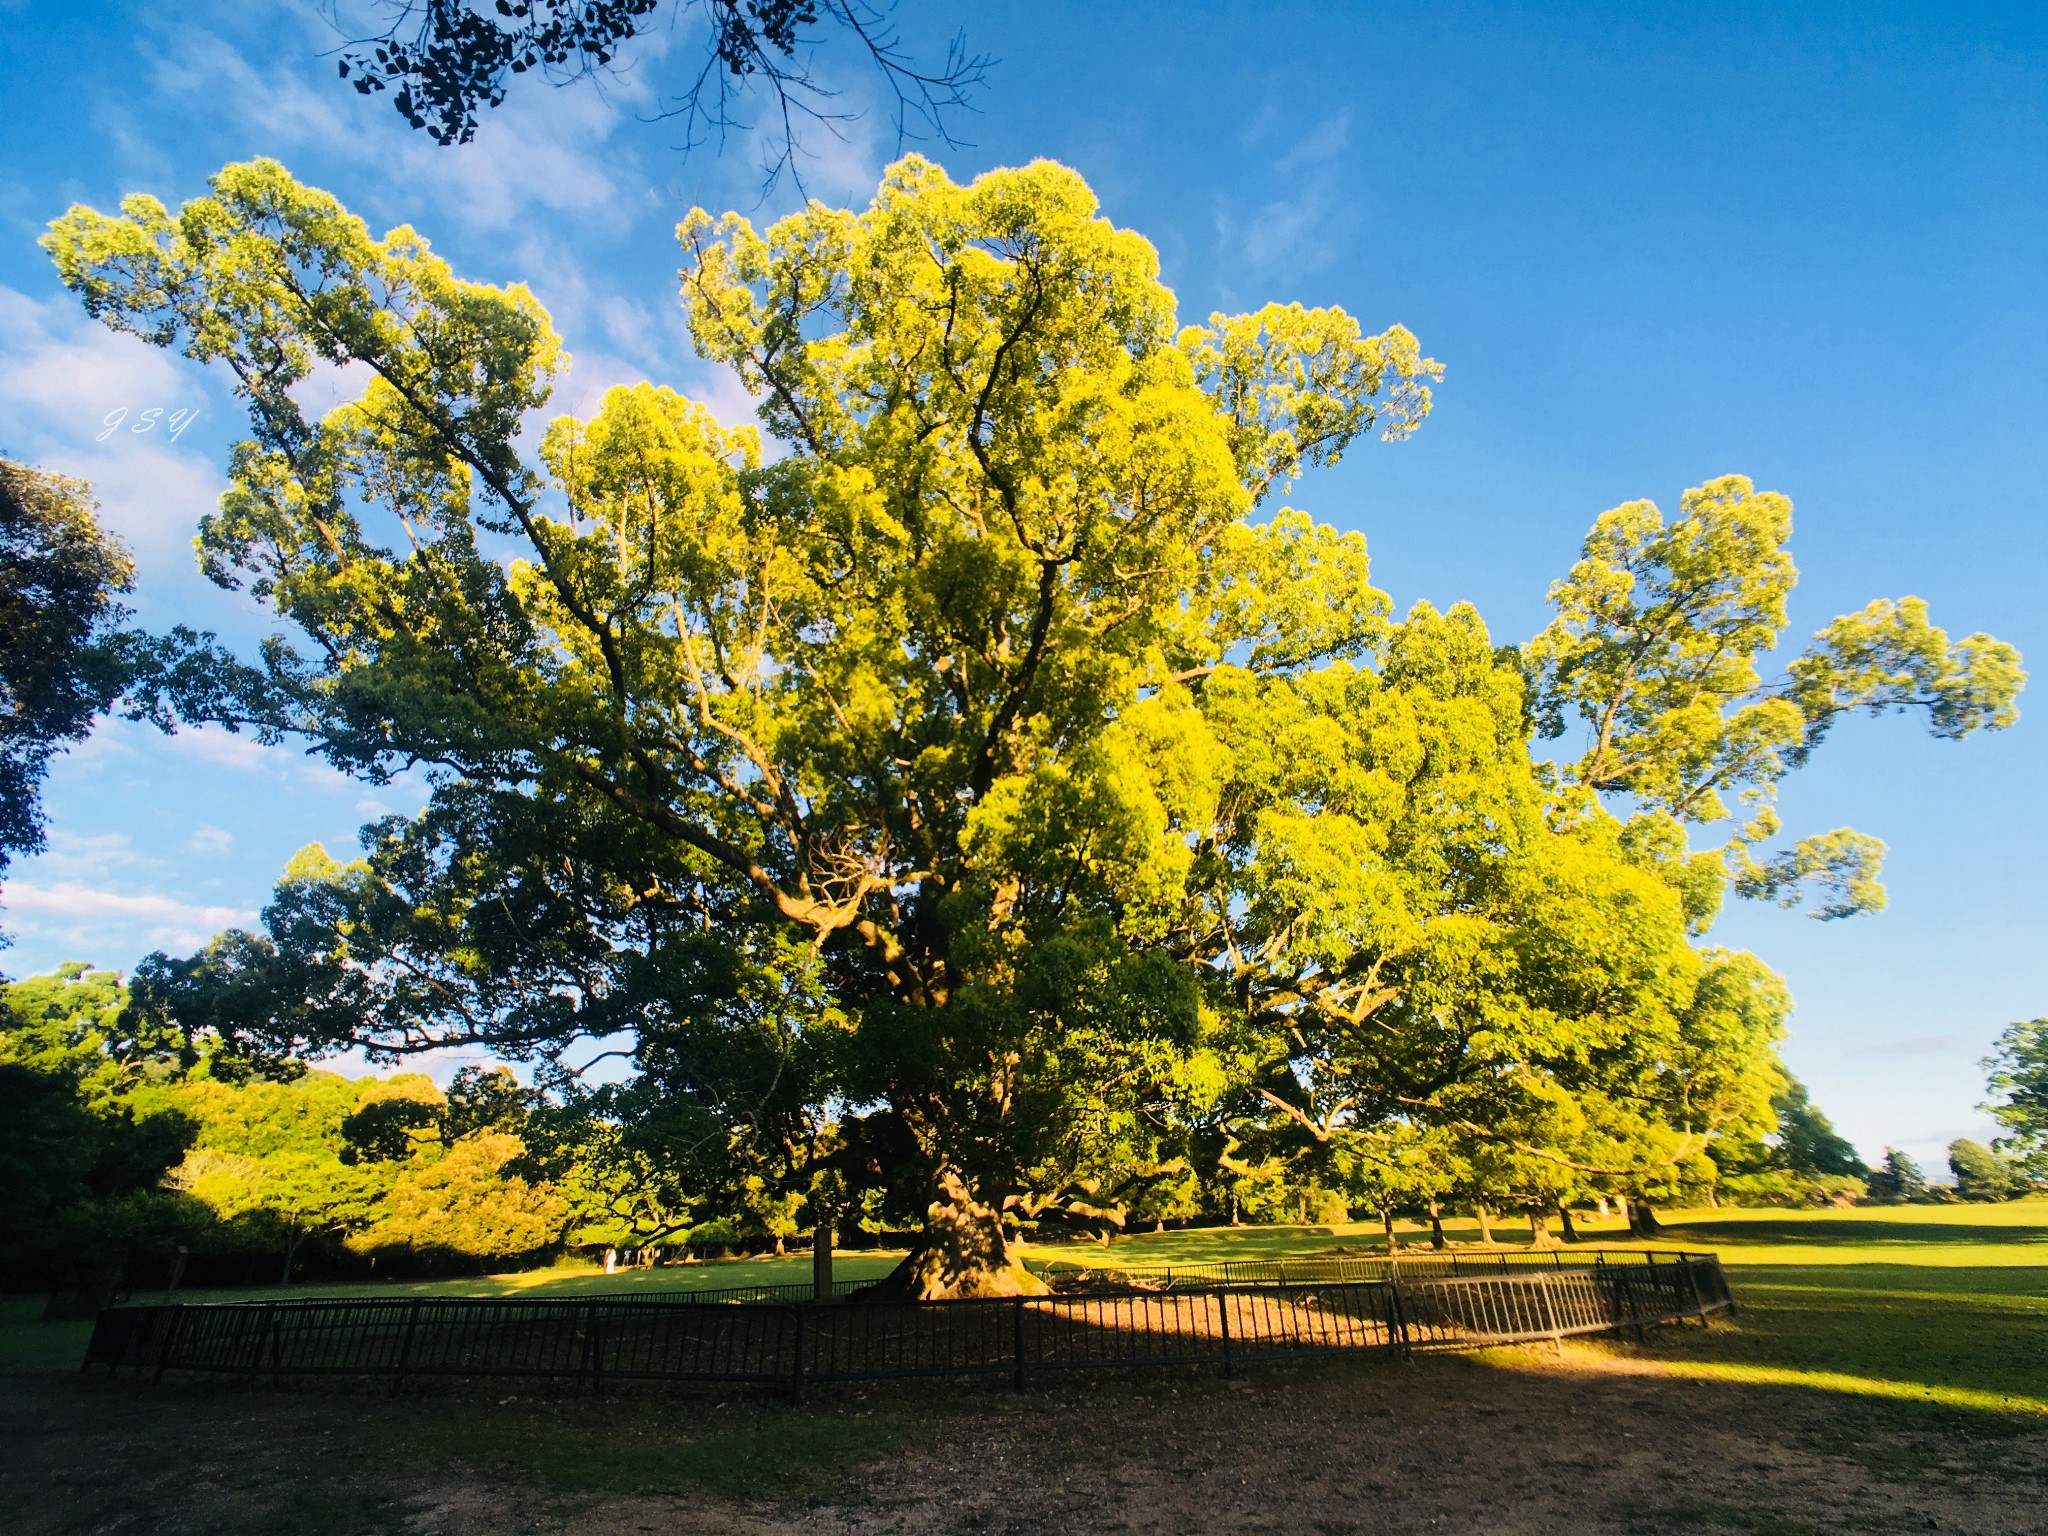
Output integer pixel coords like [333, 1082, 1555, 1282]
[8, 1343, 2045, 1535]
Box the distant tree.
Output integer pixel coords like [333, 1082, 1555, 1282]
[0, 461, 135, 900]
[1947, 1138, 2025, 1202]
[1866, 1147, 1927, 1203]
[357, 1128, 569, 1262]
[1774, 1079, 1866, 1179]
[325, 0, 990, 188]
[1981, 1018, 2048, 1176]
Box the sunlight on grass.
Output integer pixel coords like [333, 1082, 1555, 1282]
[1648, 1360, 2048, 1417]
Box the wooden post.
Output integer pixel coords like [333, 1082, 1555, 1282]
[813, 1219, 833, 1301]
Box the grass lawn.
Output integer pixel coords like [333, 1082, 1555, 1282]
[6, 1201, 2045, 1533]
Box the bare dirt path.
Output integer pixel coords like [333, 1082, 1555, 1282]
[8, 1343, 2044, 1535]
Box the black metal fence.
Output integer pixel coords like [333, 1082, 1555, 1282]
[82, 1248, 1732, 1399]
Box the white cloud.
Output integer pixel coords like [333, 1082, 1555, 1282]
[0, 285, 225, 583]
[145, 25, 639, 236]
[28, 829, 161, 880]
[2, 879, 256, 952]
[186, 823, 234, 853]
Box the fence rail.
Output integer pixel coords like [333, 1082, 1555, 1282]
[82, 1250, 1733, 1398]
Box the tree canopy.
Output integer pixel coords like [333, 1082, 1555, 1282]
[44, 155, 2021, 1296]
[1982, 1017, 2048, 1176]
[0, 460, 137, 898]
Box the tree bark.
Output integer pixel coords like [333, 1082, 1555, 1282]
[1474, 1206, 1494, 1245]
[871, 1169, 1048, 1299]
[812, 1219, 833, 1301]
[1627, 1197, 1663, 1239]
[1380, 1207, 1400, 1252]
[1556, 1203, 1579, 1243]
[1427, 1202, 1446, 1250]
[1528, 1209, 1554, 1247]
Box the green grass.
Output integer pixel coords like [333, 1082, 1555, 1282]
[10, 1200, 2047, 1422]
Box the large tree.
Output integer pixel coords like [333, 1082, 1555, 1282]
[48, 156, 2021, 1290]
[47, 155, 1440, 1294]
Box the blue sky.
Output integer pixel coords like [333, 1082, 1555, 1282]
[1, 1, 2043, 1171]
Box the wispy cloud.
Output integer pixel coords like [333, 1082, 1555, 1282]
[144, 24, 639, 236]
[0, 285, 225, 589]
[2, 879, 256, 954]
[27, 829, 162, 881]
[1214, 109, 1359, 285]
[185, 824, 234, 854]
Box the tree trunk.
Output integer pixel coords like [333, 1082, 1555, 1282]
[1628, 1198, 1663, 1239]
[812, 1219, 833, 1301]
[279, 1224, 303, 1286]
[1428, 1203, 1446, 1250]
[872, 1169, 1048, 1299]
[1475, 1206, 1494, 1245]
[1380, 1207, 1400, 1252]
[1556, 1204, 1579, 1243]
[1529, 1209, 1554, 1247]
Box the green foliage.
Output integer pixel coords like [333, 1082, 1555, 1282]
[1528, 475, 2022, 921]
[0, 461, 136, 885]
[42, 157, 2019, 1292]
[1948, 1138, 2027, 1202]
[1866, 1147, 1928, 1203]
[1713, 1076, 1866, 1198]
[1981, 1017, 2048, 1174]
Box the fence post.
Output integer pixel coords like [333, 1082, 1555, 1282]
[790, 1304, 807, 1405]
[246, 1307, 272, 1387]
[151, 1306, 186, 1387]
[1218, 1290, 1233, 1380]
[1536, 1275, 1563, 1355]
[589, 1300, 606, 1390]
[1616, 1270, 1647, 1343]
[390, 1298, 422, 1398]
[1387, 1278, 1413, 1360]
[1012, 1297, 1026, 1393]
[1679, 1258, 1708, 1328]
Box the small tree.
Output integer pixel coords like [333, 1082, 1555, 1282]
[1866, 1147, 1927, 1203]
[1982, 1018, 2048, 1176]
[1947, 1139, 2024, 1202]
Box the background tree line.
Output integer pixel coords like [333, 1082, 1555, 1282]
[7, 947, 2038, 1308]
